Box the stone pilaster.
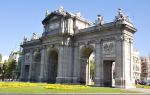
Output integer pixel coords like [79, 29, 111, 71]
[86, 59, 91, 85]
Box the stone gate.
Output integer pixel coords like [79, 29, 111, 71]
[20, 7, 137, 88]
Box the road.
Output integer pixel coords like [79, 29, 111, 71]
[0, 88, 150, 95]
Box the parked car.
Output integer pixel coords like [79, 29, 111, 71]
[145, 80, 150, 86]
[138, 80, 146, 85]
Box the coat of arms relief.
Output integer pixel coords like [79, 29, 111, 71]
[103, 41, 115, 56]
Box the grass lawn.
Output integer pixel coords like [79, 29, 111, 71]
[0, 82, 139, 94]
[136, 84, 150, 89]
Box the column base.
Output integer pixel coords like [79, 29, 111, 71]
[38, 76, 47, 82]
[56, 77, 71, 83]
[56, 77, 78, 84]
[72, 77, 78, 83]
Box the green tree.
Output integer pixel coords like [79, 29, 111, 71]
[2, 62, 7, 81]
[6, 59, 17, 80]
[90, 60, 95, 80]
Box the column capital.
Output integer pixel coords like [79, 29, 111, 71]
[129, 38, 134, 43]
[115, 36, 123, 41]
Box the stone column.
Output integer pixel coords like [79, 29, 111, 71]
[72, 46, 80, 83]
[122, 37, 135, 88]
[43, 47, 48, 82]
[66, 46, 73, 83]
[130, 39, 135, 85]
[124, 38, 135, 88]
[39, 47, 46, 82]
[28, 50, 34, 81]
[41, 47, 49, 82]
[86, 59, 91, 85]
[56, 44, 74, 83]
[115, 36, 135, 88]
[115, 36, 124, 88]
[56, 46, 64, 83]
[20, 52, 25, 81]
[95, 40, 104, 86]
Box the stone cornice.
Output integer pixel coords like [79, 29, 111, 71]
[21, 39, 41, 47]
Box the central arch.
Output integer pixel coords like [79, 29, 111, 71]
[47, 50, 58, 83]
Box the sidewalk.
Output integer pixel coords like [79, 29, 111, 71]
[125, 88, 150, 94]
[0, 88, 149, 95]
[0, 93, 147, 95]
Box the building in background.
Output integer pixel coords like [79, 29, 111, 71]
[132, 49, 141, 80]
[8, 50, 20, 80]
[0, 55, 8, 79]
[141, 57, 150, 81]
[2, 56, 9, 63]
[0, 55, 9, 68]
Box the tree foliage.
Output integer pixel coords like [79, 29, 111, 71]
[6, 59, 16, 79]
[0, 59, 19, 81]
[90, 60, 95, 80]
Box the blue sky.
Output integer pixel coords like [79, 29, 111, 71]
[0, 0, 150, 56]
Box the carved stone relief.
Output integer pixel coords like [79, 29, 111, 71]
[102, 40, 115, 57]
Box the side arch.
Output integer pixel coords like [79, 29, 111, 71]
[32, 51, 41, 82]
[47, 48, 59, 83]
